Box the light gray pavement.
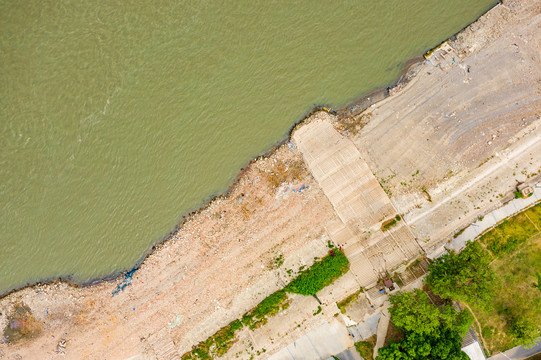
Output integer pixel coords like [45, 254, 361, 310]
[335, 347, 363, 360]
[451, 184, 541, 251]
[346, 312, 380, 343]
[267, 319, 353, 360]
[487, 339, 541, 360]
[462, 341, 487, 360]
[373, 303, 390, 359]
[356, 313, 380, 340]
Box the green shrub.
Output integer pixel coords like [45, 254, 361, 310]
[182, 319, 244, 359]
[285, 250, 350, 296]
[509, 315, 540, 348]
[381, 215, 402, 231]
[355, 335, 376, 360]
[242, 290, 289, 330]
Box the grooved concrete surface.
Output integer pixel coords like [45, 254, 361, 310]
[293, 116, 422, 288]
[294, 119, 394, 229]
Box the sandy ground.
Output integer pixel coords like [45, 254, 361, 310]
[0, 146, 343, 359]
[1, 0, 540, 359]
[348, 0, 541, 250]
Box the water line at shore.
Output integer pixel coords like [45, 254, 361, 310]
[0, 0, 499, 297]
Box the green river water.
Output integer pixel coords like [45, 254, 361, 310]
[0, 0, 497, 295]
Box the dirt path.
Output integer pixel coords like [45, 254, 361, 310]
[461, 302, 490, 355]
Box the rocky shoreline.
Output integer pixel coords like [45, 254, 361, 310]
[0, 2, 502, 302]
[1, 0, 540, 358]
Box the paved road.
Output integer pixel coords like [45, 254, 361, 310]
[487, 339, 541, 360]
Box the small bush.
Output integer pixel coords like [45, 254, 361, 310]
[355, 335, 376, 360]
[285, 250, 350, 296]
[242, 290, 289, 330]
[381, 215, 402, 231]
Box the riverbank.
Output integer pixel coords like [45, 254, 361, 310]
[1, 0, 540, 358]
[0, 0, 502, 300]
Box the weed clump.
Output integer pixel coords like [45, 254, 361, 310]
[182, 320, 243, 359]
[381, 215, 402, 231]
[242, 290, 290, 330]
[285, 250, 350, 296]
[337, 289, 362, 314]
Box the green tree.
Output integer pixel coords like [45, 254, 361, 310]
[426, 241, 496, 309]
[388, 289, 441, 335]
[377, 328, 469, 360]
[444, 307, 474, 336]
[389, 290, 473, 336]
[378, 289, 474, 360]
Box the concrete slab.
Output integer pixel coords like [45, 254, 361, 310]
[293, 116, 422, 288]
[267, 319, 353, 360]
[293, 119, 393, 229]
[462, 341, 487, 360]
[335, 348, 363, 360]
[356, 313, 380, 340]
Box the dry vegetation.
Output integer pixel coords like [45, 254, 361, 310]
[471, 203, 541, 354]
[263, 158, 308, 188]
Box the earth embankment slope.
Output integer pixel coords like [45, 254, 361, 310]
[1, 0, 540, 358]
[350, 0, 541, 247]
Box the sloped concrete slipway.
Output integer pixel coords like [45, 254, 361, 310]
[293, 116, 422, 288]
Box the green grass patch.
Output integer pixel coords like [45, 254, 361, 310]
[337, 289, 362, 314]
[467, 203, 541, 355]
[355, 335, 376, 360]
[313, 306, 322, 316]
[453, 228, 465, 238]
[285, 250, 350, 296]
[480, 205, 540, 256]
[381, 215, 402, 231]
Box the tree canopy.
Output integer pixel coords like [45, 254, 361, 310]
[509, 313, 541, 348]
[388, 289, 473, 337]
[377, 289, 473, 360]
[377, 328, 469, 360]
[425, 241, 496, 309]
[388, 289, 441, 335]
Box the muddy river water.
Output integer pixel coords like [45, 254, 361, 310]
[0, 0, 497, 295]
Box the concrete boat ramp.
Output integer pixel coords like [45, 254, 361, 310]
[293, 114, 423, 289]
